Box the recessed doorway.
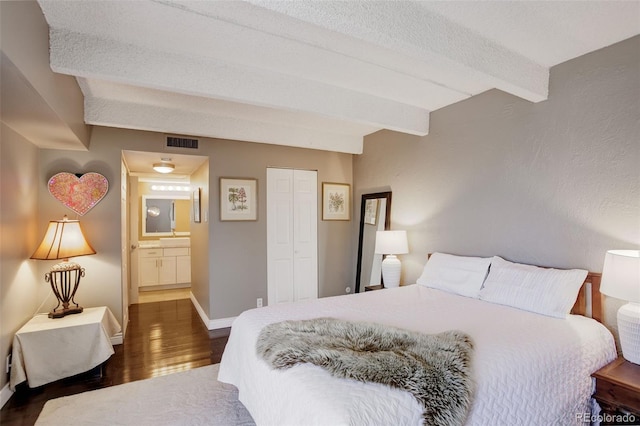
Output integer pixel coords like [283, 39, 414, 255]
[122, 150, 208, 306]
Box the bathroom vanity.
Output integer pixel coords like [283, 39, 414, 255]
[138, 238, 191, 288]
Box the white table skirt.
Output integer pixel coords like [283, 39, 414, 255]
[10, 307, 121, 389]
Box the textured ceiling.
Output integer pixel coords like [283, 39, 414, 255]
[37, 0, 640, 155]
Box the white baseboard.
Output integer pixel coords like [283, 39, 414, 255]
[110, 332, 123, 345]
[1, 382, 14, 409]
[209, 316, 235, 329]
[189, 292, 235, 330]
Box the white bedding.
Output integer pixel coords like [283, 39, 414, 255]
[218, 285, 616, 426]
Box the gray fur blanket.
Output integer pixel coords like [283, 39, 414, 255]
[256, 317, 474, 426]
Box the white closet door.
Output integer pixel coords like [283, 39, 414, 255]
[267, 168, 317, 305]
[267, 168, 294, 304]
[293, 169, 318, 301]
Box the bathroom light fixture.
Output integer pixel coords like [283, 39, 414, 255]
[153, 158, 175, 174]
[151, 184, 192, 192]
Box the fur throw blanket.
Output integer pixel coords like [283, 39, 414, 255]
[256, 317, 474, 426]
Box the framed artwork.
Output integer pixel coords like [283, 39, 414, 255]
[192, 188, 201, 223]
[220, 178, 258, 221]
[322, 182, 350, 221]
[364, 198, 378, 225]
[48, 172, 108, 216]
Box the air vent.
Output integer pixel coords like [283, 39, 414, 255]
[166, 136, 199, 149]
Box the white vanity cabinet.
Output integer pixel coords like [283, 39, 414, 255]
[176, 255, 191, 283]
[138, 247, 190, 287]
[165, 247, 191, 284]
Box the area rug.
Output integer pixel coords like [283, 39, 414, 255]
[36, 364, 255, 426]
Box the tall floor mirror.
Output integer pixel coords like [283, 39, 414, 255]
[355, 191, 392, 293]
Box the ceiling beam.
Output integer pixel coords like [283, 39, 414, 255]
[39, 0, 471, 111]
[77, 79, 379, 138]
[243, 0, 549, 102]
[1, 1, 90, 149]
[84, 97, 365, 154]
[0, 53, 89, 150]
[49, 29, 430, 136]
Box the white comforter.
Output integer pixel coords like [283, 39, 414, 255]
[218, 285, 616, 426]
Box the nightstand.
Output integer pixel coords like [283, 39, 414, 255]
[10, 307, 121, 390]
[364, 285, 384, 291]
[592, 357, 640, 419]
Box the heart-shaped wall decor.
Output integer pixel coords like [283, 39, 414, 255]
[48, 172, 109, 216]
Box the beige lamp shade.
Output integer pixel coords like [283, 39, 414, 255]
[601, 250, 640, 303]
[375, 230, 409, 255]
[31, 216, 96, 260]
[600, 249, 640, 365]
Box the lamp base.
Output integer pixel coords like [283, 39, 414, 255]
[46, 261, 85, 319]
[617, 302, 640, 365]
[49, 306, 83, 319]
[381, 255, 402, 288]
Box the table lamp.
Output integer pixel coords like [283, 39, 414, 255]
[374, 230, 408, 288]
[600, 249, 640, 364]
[31, 216, 96, 318]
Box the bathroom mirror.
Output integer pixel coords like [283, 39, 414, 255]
[141, 195, 191, 237]
[355, 191, 392, 293]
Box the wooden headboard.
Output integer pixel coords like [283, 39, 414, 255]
[570, 272, 603, 322]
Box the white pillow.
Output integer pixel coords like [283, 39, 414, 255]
[416, 252, 492, 298]
[479, 256, 587, 318]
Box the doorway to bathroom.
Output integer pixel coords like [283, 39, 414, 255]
[122, 150, 209, 305]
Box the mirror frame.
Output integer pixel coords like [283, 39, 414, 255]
[141, 194, 190, 237]
[354, 191, 392, 293]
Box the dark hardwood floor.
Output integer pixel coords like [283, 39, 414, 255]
[0, 299, 230, 426]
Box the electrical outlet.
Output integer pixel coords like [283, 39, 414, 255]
[6, 354, 11, 374]
[257, 298, 263, 308]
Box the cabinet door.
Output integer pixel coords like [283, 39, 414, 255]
[176, 256, 191, 283]
[158, 257, 177, 285]
[139, 257, 160, 287]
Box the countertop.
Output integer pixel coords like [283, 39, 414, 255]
[138, 239, 190, 249]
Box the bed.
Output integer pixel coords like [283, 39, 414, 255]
[218, 253, 617, 425]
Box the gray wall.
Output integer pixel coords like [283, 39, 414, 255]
[207, 138, 353, 318]
[0, 125, 44, 392]
[354, 36, 639, 294]
[0, 0, 91, 395]
[38, 126, 354, 324]
[39, 134, 125, 324]
[191, 159, 210, 316]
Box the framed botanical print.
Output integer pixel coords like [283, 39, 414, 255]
[220, 178, 258, 221]
[322, 182, 350, 221]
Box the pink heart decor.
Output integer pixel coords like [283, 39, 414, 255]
[48, 172, 109, 216]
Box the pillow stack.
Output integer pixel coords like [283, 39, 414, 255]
[417, 253, 588, 318]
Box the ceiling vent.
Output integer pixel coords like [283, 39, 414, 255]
[166, 136, 199, 149]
